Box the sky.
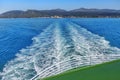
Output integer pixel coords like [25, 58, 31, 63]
[0, 0, 120, 13]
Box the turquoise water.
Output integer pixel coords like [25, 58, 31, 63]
[0, 18, 120, 80]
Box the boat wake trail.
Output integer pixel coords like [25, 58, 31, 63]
[66, 22, 120, 56]
[1, 22, 59, 80]
[1, 20, 120, 80]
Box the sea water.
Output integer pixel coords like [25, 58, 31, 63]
[0, 18, 120, 80]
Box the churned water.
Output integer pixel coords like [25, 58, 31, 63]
[0, 18, 120, 80]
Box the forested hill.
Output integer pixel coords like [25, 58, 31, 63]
[0, 8, 120, 18]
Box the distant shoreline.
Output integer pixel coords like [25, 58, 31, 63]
[0, 8, 120, 18]
[0, 17, 120, 19]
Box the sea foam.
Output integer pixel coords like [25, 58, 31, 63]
[1, 20, 120, 80]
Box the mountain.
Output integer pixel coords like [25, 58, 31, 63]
[0, 8, 120, 18]
[70, 8, 98, 12]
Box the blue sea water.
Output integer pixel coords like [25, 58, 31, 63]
[0, 18, 120, 80]
[0, 18, 54, 71]
[72, 18, 120, 48]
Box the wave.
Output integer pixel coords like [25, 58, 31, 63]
[0, 19, 54, 72]
[1, 20, 120, 80]
[67, 22, 120, 55]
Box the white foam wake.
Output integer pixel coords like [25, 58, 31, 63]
[1, 22, 59, 80]
[1, 20, 120, 80]
[66, 22, 120, 56]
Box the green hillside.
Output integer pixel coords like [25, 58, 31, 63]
[42, 59, 120, 80]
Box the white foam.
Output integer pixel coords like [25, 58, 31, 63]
[1, 21, 120, 80]
[66, 22, 120, 56]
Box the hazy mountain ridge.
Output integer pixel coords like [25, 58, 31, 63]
[0, 8, 120, 18]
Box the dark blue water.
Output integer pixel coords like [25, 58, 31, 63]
[0, 18, 120, 72]
[0, 18, 54, 71]
[72, 18, 120, 48]
[0, 18, 120, 80]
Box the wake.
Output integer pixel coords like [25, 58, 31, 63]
[1, 20, 120, 80]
